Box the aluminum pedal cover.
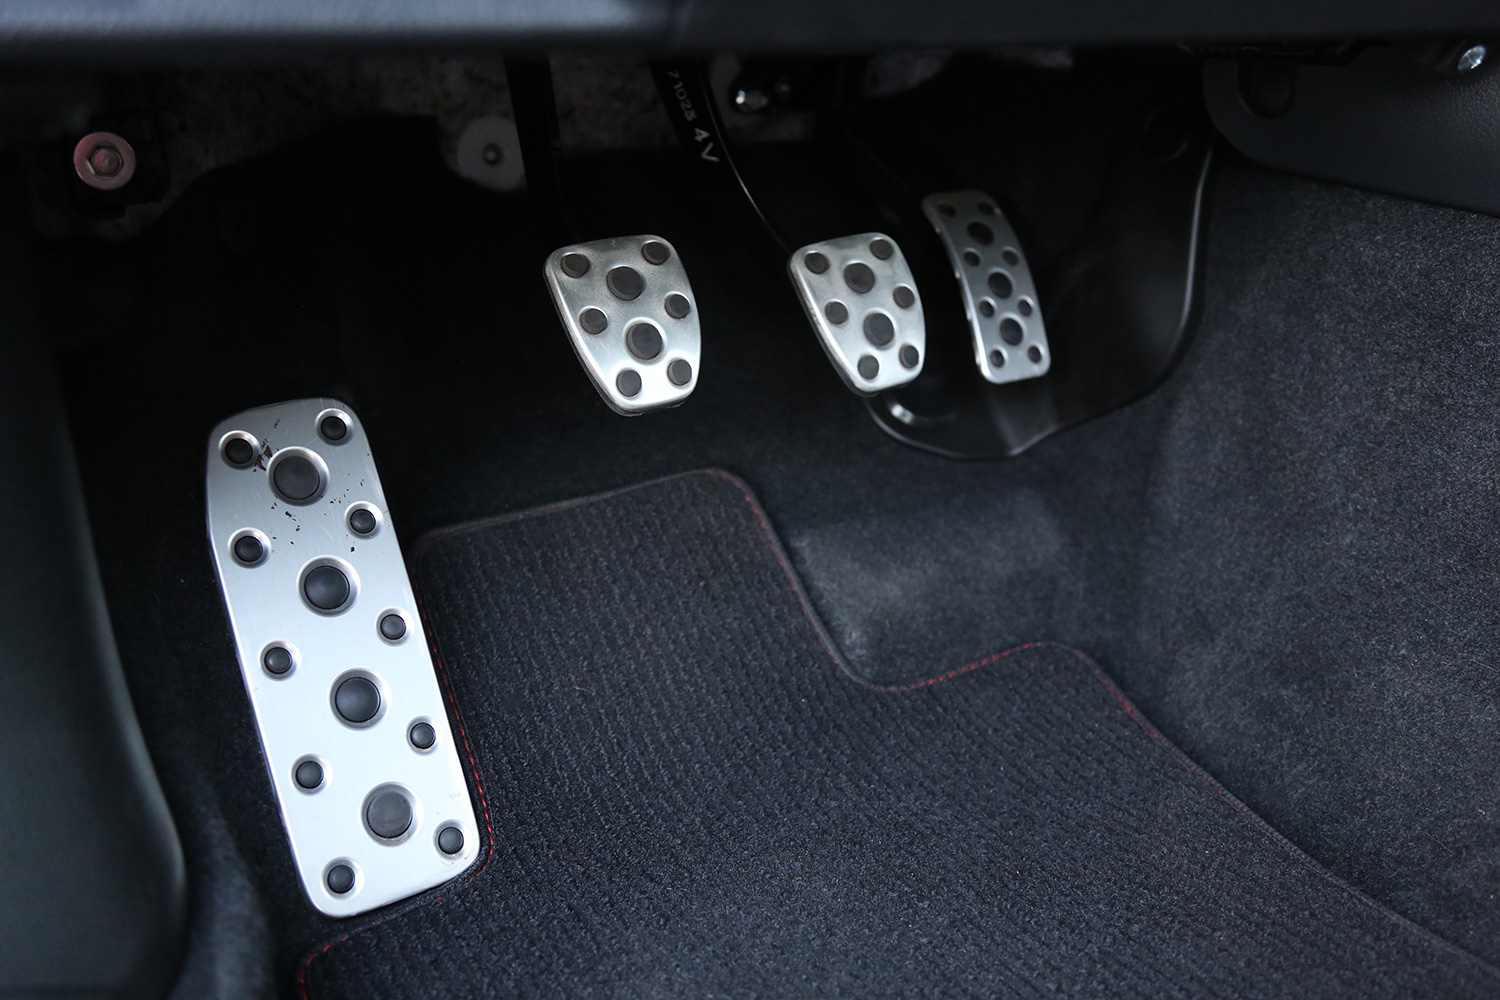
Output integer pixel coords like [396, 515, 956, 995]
[545, 235, 701, 415]
[787, 233, 925, 395]
[922, 191, 1050, 384]
[205, 399, 479, 918]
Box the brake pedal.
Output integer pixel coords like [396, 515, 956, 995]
[922, 191, 1050, 384]
[206, 399, 479, 917]
[545, 235, 701, 415]
[787, 233, 925, 395]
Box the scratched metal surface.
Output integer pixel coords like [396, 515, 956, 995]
[205, 397, 479, 918]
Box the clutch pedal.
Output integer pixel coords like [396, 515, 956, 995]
[544, 234, 701, 414]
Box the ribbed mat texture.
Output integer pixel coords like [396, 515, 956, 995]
[299, 470, 1499, 999]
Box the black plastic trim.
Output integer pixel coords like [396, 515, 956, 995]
[0, 185, 186, 1000]
[1205, 43, 1500, 216]
[1, 1, 1500, 62]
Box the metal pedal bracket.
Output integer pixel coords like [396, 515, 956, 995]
[922, 191, 1049, 384]
[787, 232, 925, 395]
[545, 234, 701, 415]
[205, 398, 479, 918]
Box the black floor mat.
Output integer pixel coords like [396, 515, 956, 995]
[298, 471, 1497, 999]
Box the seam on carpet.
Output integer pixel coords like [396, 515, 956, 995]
[1076, 647, 1500, 980]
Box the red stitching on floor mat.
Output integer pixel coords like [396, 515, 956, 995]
[1089, 663, 1245, 811]
[705, 469, 848, 673]
[876, 643, 1040, 692]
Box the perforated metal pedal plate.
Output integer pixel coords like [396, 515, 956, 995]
[787, 233, 925, 395]
[545, 235, 701, 415]
[205, 399, 479, 918]
[922, 191, 1050, 384]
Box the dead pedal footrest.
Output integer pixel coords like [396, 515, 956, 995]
[206, 398, 479, 917]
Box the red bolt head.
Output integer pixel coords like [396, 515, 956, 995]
[87, 143, 123, 177]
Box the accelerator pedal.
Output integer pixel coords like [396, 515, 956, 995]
[922, 191, 1049, 384]
[787, 233, 925, 395]
[545, 235, 701, 415]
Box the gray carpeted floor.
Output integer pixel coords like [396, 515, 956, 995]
[784, 164, 1500, 963]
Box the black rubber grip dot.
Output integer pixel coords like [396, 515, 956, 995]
[560, 253, 590, 278]
[263, 646, 294, 675]
[607, 266, 645, 301]
[319, 415, 347, 442]
[1000, 318, 1024, 345]
[843, 262, 876, 294]
[580, 307, 608, 335]
[870, 238, 894, 260]
[379, 613, 407, 641]
[626, 322, 663, 361]
[349, 508, 377, 535]
[667, 359, 693, 387]
[963, 250, 981, 267]
[664, 293, 691, 319]
[988, 271, 1014, 299]
[900, 344, 920, 369]
[409, 722, 436, 750]
[304, 565, 351, 611]
[437, 826, 465, 855]
[804, 251, 829, 274]
[893, 286, 915, 309]
[365, 788, 413, 840]
[967, 221, 995, 245]
[233, 535, 265, 565]
[295, 760, 323, 789]
[334, 676, 381, 724]
[1028, 345, 1044, 363]
[641, 241, 670, 265]
[824, 301, 848, 325]
[1002, 249, 1020, 265]
[272, 454, 321, 503]
[223, 437, 254, 467]
[326, 864, 355, 894]
[857, 355, 879, 380]
[616, 369, 642, 398]
[979, 300, 995, 318]
[864, 313, 895, 347]
[989, 349, 1006, 368]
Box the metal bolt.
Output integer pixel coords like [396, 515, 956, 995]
[733, 87, 770, 114]
[1457, 44, 1487, 73]
[72, 131, 137, 191]
[88, 143, 123, 177]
